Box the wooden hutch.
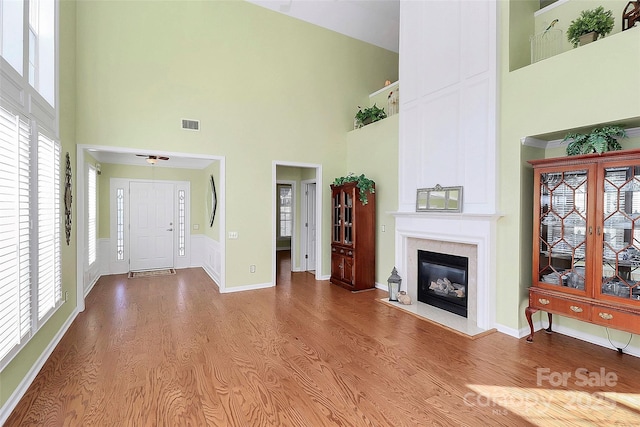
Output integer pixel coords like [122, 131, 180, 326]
[330, 182, 376, 291]
[527, 148, 640, 341]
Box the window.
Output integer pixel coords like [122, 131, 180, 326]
[0, 105, 62, 370]
[116, 188, 124, 261]
[0, 0, 24, 74]
[178, 190, 185, 256]
[277, 184, 292, 239]
[87, 165, 97, 266]
[1, 0, 56, 107]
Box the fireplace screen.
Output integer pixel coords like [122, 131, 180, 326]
[418, 250, 468, 317]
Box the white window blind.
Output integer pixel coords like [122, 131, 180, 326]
[87, 165, 97, 266]
[0, 107, 32, 363]
[37, 132, 61, 320]
[0, 105, 61, 370]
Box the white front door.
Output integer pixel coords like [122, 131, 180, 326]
[306, 182, 317, 271]
[129, 182, 175, 271]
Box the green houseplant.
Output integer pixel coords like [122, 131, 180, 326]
[563, 125, 627, 155]
[354, 104, 387, 128]
[333, 173, 375, 204]
[566, 6, 615, 48]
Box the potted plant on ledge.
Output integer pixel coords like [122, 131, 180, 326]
[354, 104, 387, 129]
[567, 6, 615, 48]
[563, 125, 627, 156]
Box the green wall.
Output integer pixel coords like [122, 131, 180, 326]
[75, 0, 398, 289]
[345, 114, 399, 287]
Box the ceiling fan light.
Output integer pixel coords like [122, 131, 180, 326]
[146, 158, 158, 165]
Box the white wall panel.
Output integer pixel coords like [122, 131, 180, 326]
[461, 0, 491, 79]
[399, 0, 424, 105]
[422, 1, 461, 95]
[399, 103, 423, 210]
[461, 78, 490, 208]
[398, 0, 497, 215]
[421, 90, 460, 187]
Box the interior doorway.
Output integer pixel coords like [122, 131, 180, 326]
[273, 162, 322, 285]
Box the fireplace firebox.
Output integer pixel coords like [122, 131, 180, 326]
[418, 250, 468, 317]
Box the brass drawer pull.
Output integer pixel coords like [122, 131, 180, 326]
[599, 312, 614, 320]
[570, 305, 583, 313]
[538, 298, 550, 305]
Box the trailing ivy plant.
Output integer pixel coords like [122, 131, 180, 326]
[563, 125, 627, 156]
[354, 104, 387, 128]
[333, 173, 376, 205]
[566, 6, 614, 48]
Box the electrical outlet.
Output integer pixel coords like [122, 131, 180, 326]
[229, 231, 239, 239]
[250, 265, 256, 273]
[193, 224, 199, 230]
[382, 225, 386, 232]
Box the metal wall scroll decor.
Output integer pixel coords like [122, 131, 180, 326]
[416, 184, 463, 213]
[208, 175, 217, 227]
[64, 152, 72, 245]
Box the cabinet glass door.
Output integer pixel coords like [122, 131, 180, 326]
[344, 191, 353, 244]
[601, 165, 640, 302]
[332, 191, 341, 243]
[537, 169, 588, 290]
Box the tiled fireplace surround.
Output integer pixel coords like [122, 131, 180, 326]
[394, 213, 497, 334]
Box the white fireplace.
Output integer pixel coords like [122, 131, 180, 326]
[392, 212, 499, 335]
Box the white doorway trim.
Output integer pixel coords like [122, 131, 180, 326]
[272, 161, 322, 285]
[76, 144, 226, 312]
[300, 179, 317, 272]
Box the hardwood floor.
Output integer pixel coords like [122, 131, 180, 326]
[6, 255, 640, 426]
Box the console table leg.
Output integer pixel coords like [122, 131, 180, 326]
[525, 306, 538, 343]
[545, 312, 553, 334]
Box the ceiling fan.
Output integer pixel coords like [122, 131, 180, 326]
[136, 154, 169, 165]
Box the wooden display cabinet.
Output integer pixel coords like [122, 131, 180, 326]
[526, 148, 640, 341]
[330, 182, 375, 291]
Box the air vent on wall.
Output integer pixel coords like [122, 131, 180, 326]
[181, 119, 200, 131]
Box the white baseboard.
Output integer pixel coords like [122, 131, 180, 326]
[551, 324, 640, 358]
[494, 322, 539, 339]
[375, 282, 387, 292]
[495, 318, 640, 358]
[221, 282, 274, 293]
[0, 307, 79, 425]
[84, 274, 99, 298]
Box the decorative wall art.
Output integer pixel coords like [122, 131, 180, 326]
[64, 152, 72, 245]
[208, 174, 217, 227]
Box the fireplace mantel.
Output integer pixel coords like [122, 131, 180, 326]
[391, 211, 503, 221]
[393, 211, 500, 333]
